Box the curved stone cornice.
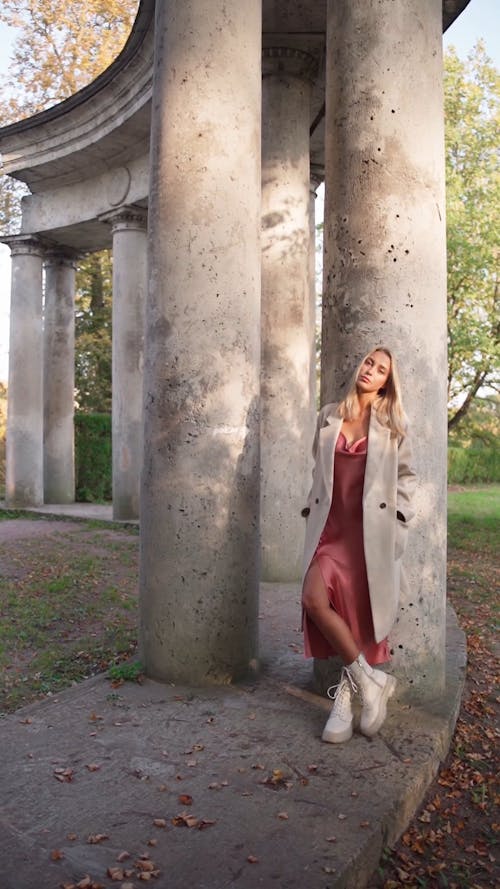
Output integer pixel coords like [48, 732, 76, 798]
[0, 0, 472, 204]
[443, 0, 473, 30]
[0, 0, 155, 193]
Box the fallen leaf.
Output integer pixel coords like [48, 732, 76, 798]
[172, 812, 199, 828]
[326, 836, 337, 843]
[178, 794, 193, 806]
[323, 866, 336, 874]
[135, 860, 155, 872]
[338, 813, 347, 820]
[106, 867, 124, 881]
[76, 879, 94, 889]
[85, 763, 101, 772]
[50, 848, 64, 860]
[147, 838, 158, 847]
[277, 811, 289, 820]
[197, 819, 216, 830]
[152, 818, 166, 828]
[360, 820, 370, 828]
[87, 833, 109, 844]
[117, 851, 131, 862]
[261, 769, 290, 789]
[54, 767, 74, 783]
[247, 855, 258, 863]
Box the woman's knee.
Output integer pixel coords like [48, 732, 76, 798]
[302, 565, 328, 615]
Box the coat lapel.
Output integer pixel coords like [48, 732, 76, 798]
[319, 409, 342, 490]
[364, 410, 391, 496]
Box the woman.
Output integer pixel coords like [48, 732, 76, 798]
[301, 347, 416, 743]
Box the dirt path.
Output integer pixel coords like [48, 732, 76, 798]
[0, 518, 88, 543]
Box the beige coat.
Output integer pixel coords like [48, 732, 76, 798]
[302, 403, 416, 643]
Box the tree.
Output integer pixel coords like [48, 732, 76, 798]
[75, 252, 113, 413]
[0, 1, 139, 116]
[445, 43, 499, 432]
[0, 0, 139, 409]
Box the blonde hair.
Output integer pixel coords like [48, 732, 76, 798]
[338, 347, 406, 436]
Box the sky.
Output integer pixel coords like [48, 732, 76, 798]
[0, 0, 499, 382]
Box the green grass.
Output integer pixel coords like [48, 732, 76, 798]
[448, 484, 499, 553]
[107, 660, 144, 683]
[0, 488, 498, 713]
[0, 526, 138, 712]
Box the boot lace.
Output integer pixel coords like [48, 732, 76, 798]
[326, 668, 358, 719]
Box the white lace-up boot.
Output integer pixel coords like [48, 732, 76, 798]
[347, 653, 396, 737]
[322, 669, 356, 743]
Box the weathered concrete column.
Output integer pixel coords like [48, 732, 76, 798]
[3, 236, 44, 506]
[140, 0, 262, 684]
[109, 207, 147, 521]
[319, 0, 447, 700]
[43, 250, 77, 503]
[260, 48, 315, 581]
[309, 164, 324, 414]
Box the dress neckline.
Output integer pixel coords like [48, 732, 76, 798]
[338, 430, 368, 452]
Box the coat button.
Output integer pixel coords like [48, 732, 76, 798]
[315, 498, 319, 504]
[379, 502, 387, 509]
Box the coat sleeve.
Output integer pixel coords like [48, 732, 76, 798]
[396, 429, 417, 524]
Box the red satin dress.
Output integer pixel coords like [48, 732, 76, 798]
[303, 431, 390, 666]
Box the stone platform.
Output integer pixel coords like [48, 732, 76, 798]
[0, 507, 466, 889]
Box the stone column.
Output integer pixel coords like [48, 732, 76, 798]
[260, 48, 315, 581]
[109, 207, 147, 521]
[43, 250, 77, 503]
[309, 164, 323, 417]
[3, 236, 44, 506]
[140, 0, 262, 684]
[319, 0, 447, 700]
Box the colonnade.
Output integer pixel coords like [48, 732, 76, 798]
[4, 208, 148, 522]
[3, 0, 448, 698]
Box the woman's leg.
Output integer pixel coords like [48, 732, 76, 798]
[303, 560, 396, 739]
[302, 560, 359, 664]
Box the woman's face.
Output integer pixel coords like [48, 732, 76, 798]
[356, 350, 391, 395]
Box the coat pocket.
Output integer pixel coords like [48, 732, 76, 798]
[395, 518, 408, 561]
